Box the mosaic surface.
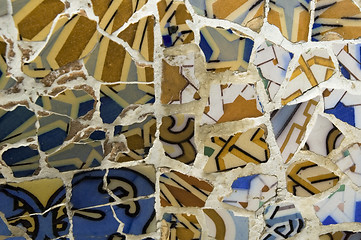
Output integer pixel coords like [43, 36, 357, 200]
[1, 0, 361, 239]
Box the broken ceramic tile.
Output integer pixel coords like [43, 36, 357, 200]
[314, 185, 361, 225]
[162, 213, 201, 240]
[100, 83, 154, 124]
[159, 171, 214, 207]
[303, 115, 344, 156]
[0, 106, 37, 147]
[161, 56, 200, 104]
[333, 43, 361, 81]
[0, 40, 17, 91]
[158, 0, 194, 47]
[323, 89, 361, 129]
[335, 144, 361, 187]
[2, 145, 40, 177]
[199, 26, 254, 72]
[222, 174, 277, 211]
[286, 160, 339, 197]
[85, 30, 154, 83]
[254, 42, 293, 101]
[35, 89, 95, 119]
[114, 115, 156, 162]
[203, 209, 249, 240]
[202, 83, 263, 125]
[0, 217, 11, 236]
[47, 141, 103, 172]
[12, 0, 65, 41]
[0, 178, 68, 239]
[117, 15, 155, 62]
[313, 0, 361, 41]
[159, 114, 197, 164]
[23, 14, 100, 79]
[268, 0, 311, 42]
[271, 97, 319, 163]
[203, 126, 270, 173]
[320, 231, 361, 240]
[282, 49, 335, 105]
[38, 114, 71, 154]
[91, 0, 148, 34]
[261, 202, 305, 239]
[189, 0, 264, 31]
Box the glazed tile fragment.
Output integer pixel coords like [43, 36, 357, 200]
[323, 89, 361, 128]
[0, 39, 17, 91]
[203, 126, 270, 173]
[100, 83, 155, 123]
[0, 178, 68, 239]
[320, 231, 361, 240]
[254, 42, 293, 101]
[159, 114, 197, 164]
[23, 14, 100, 79]
[314, 185, 361, 225]
[114, 115, 156, 162]
[159, 171, 214, 207]
[12, 0, 65, 41]
[199, 26, 254, 72]
[286, 160, 339, 197]
[303, 115, 344, 156]
[189, 0, 264, 31]
[0, 217, 11, 236]
[157, 0, 194, 47]
[0, 106, 37, 147]
[202, 83, 263, 125]
[335, 144, 361, 187]
[162, 213, 201, 240]
[91, 0, 148, 34]
[38, 114, 71, 154]
[268, 0, 311, 42]
[333, 43, 361, 80]
[282, 49, 335, 105]
[312, 0, 361, 41]
[222, 174, 277, 211]
[203, 209, 249, 240]
[261, 202, 305, 240]
[2, 145, 40, 177]
[271, 97, 319, 163]
[161, 56, 200, 104]
[47, 141, 103, 172]
[35, 89, 95, 119]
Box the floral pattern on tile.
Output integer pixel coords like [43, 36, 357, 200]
[0, 178, 68, 239]
[202, 83, 263, 125]
[335, 144, 361, 187]
[286, 160, 339, 197]
[312, 0, 361, 41]
[160, 114, 197, 164]
[157, 0, 194, 47]
[203, 209, 249, 240]
[268, 0, 311, 42]
[35, 89, 95, 119]
[271, 97, 319, 163]
[162, 213, 201, 240]
[222, 174, 277, 211]
[199, 26, 254, 72]
[261, 202, 305, 240]
[189, 0, 265, 31]
[254, 42, 293, 101]
[99, 83, 155, 124]
[282, 49, 335, 105]
[333, 43, 361, 80]
[160, 171, 213, 207]
[11, 0, 65, 41]
[2, 145, 40, 177]
[303, 115, 344, 156]
[320, 231, 361, 240]
[203, 126, 270, 173]
[314, 185, 361, 225]
[323, 89, 361, 129]
[161, 55, 200, 104]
